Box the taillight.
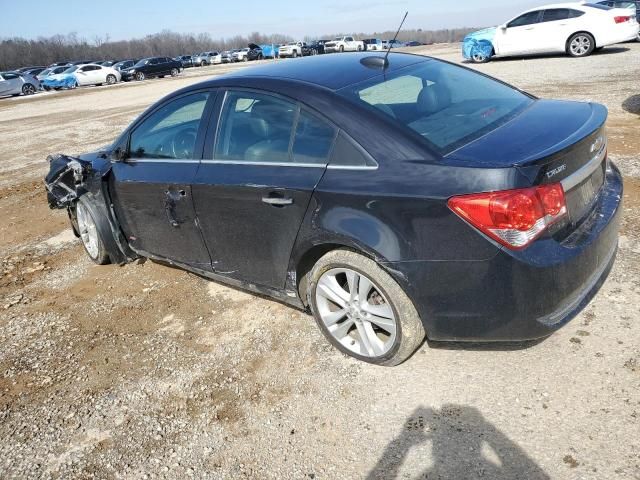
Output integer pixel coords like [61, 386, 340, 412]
[448, 184, 567, 250]
[614, 15, 631, 23]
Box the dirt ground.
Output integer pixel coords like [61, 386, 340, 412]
[0, 43, 639, 479]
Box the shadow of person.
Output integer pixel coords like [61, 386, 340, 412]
[367, 405, 549, 480]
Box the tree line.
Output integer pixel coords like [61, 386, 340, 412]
[0, 27, 479, 71]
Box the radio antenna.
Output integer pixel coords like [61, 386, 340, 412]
[384, 11, 408, 67]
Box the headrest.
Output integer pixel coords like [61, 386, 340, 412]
[417, 82, 452, 115]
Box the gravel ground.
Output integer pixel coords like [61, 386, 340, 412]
[0, 42, 639, 480]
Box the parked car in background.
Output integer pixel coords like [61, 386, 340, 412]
[42, 64, 121, 89]
[0, 71, 40, 97]
[221, 51, 233, 63]
[363, 38, 384, 51]
[405, 41, 424, 47]
[45, 52, 622, 366]
[99, 61, 116, 67]
[49, 61, 71, 67]
[596, 0, 640, 39]
[176, 55, 195, 68]
[232, 48, 251, 62]
[463, 2, 639, 63]
[247, 44, 264, 60]
[382, 39, 404, 49]
[113, 60, 137, 71]
[17, 66, 46, 73]
[201, 52, 220, 64]
[324, 36, 364, 53]
[120, 57, 182, 81]
[209, 52, 223, 64]
[70, 60, 94, 66]
[279, 42, 305, 58]
[306, 40, 330, 54]
[37, 65, 69, 82]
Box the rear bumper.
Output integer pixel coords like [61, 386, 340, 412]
[599, 23, 639, 45]
[385, 163, 623, 342]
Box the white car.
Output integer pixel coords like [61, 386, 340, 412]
[463, 2, 639, 62]
[278, 42, 304, 58]
[232, 48, 250, 62]
[324, 36, 364, 53]
[209, 52, 223, 64]
[73, 64, 121, 86]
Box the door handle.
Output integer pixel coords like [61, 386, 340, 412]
[262, 195, 293, 206]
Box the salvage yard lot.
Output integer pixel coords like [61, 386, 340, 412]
[1, 43, 639, 479]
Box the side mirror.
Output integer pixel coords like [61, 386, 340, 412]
[111, 146, 127, 162]
[500, 24, 508, 30]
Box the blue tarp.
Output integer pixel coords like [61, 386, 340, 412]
[42, 74, 78, 89]
[260, 44, 279, 58]
[462, 27, 496, 60]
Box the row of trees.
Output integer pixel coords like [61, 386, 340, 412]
[0, 28, 478, 71]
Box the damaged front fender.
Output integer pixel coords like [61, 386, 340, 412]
[44, 154, 94, 208]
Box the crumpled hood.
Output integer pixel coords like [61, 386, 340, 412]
[42, 73, 77, 87]
[462, 27, 497, 60]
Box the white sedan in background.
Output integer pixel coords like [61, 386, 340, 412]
[73, 64, 121, 86]
[463, 2, 639, 62]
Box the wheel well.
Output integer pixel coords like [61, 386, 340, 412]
[566, 31, 596, 50]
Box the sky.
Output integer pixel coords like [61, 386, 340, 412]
[0, 0, 543, 41]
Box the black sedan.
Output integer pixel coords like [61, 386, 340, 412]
[120, 57, 182, 81]
[247, 44, 264, 61]
[45, 52, 621, 366]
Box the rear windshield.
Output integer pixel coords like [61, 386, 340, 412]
[337, 60, 533, 154]
[585, 3, 612, 9]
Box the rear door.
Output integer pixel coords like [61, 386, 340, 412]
[537, 8, 585, 52]
[192, 89, 337, 288]
[0, 72, 22, 94]
[108, 90, 216, 268]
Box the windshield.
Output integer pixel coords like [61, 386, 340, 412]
[338, 60, 533, 154]
[333, 37, 342, 41]
[134, 59, 150, 67]
[40, 68, 52, 76]
[62, 66, 78, 74]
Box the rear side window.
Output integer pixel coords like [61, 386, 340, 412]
[292, 110, 337, 164]
[215, 91, 296, 163]
[338, 60, 533, 154]
[508, 11, 542, 27]
[542, 9, 571, 21]
[329, 132, 375, 168]
[586, 3, 612, 9]
[129, 93, 209, 160]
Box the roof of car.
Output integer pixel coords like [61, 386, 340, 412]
[220, 52, 430, 90]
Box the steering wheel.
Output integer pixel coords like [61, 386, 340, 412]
[171, 127, 197, 159]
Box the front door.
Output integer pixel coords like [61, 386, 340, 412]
[108, 90, 215, 269]
[495, 10, 544, 56]
[192, 89, 338, 289]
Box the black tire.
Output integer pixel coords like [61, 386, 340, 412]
[74, 197, 110, 265]
[135, 71, 145, 81]
[567, 32, 595, 58]
[339, 45, 345, 53]
[106, 74, 117, 85]
[307, 249, 425, 366]
[22, 83, 36, 95]
[171, 68, 179, 77]
[258, 54, 263, 60]
[357, 45, 363, 51]
[292, 51, 298, 58]
[43, 86, 51, 91]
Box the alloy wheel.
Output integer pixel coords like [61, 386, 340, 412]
[315, 268, 397, 358]
[22, 84, 36, 95]
[76, 202, 99, 260]
[570, 35, 591, 56]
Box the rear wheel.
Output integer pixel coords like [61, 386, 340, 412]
[308, 250, 425, 366]
[170, 68, 179, 77]
[292, 51, 298, 58]
[22, 83, 36, 95]
[567, 32, 595, 57]
[106, 74, 117, 85]
[339, 45, 345, 53]
[75, 198, 110, 265]
[357, 45, 363, 51]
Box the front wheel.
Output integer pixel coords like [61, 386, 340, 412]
[567, 32, 595, 57]
[135, 71, 145, 81]
[74, 198, 110, 265]
[292, 51, 298, 58]
[308, 250, 425, 366]
[170, 68, 179, 77]
[106, 74, 117, 85]
[339, 45, 345, 53]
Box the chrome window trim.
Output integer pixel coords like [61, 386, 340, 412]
[125, 159, 200, 164]
[561, 139, 607, 191]
[200, 159, 325, 168]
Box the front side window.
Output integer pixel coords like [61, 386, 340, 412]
[338, 60, 533, 154]
[129, 92, 209, 160]
[508, 11, 542, 27]
[214, 91, 296, 163]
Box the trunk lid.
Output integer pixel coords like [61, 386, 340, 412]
[445, 99, 608, 227]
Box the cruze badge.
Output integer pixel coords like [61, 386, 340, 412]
[591, 135, 604, 154]
[546, 164, 567, 179]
